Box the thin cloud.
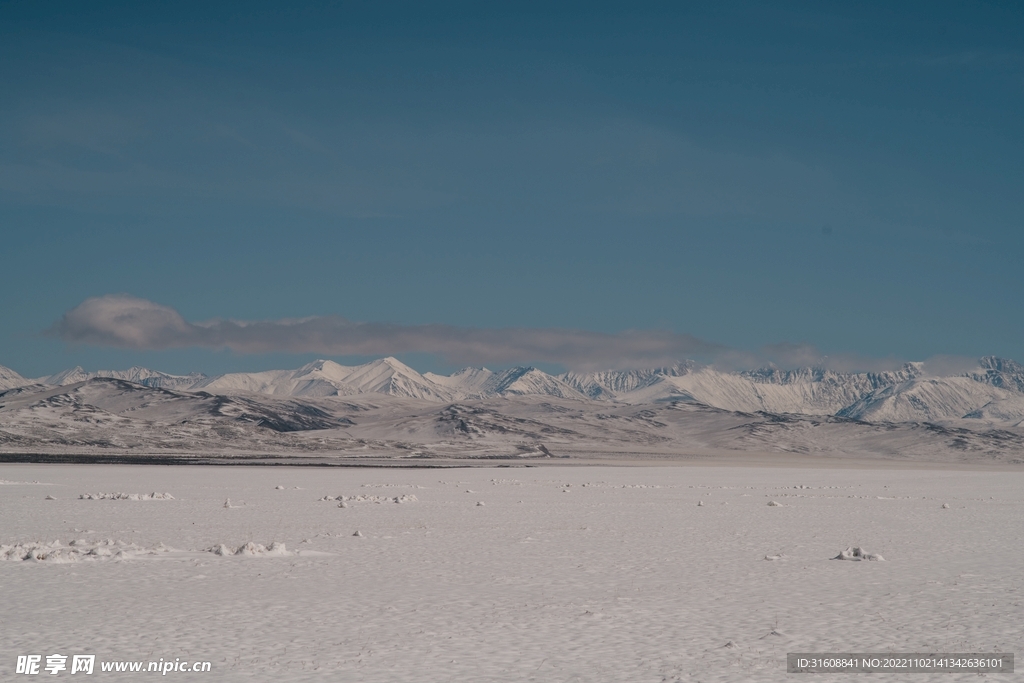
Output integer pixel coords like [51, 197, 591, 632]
[48, 294, 726, 370]
[49, 295, 958, 374]
[755, 343, 911, 374]
[919, 355, 985, 377]
[707, 344, 911, 375]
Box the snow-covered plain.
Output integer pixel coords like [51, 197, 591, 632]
[2, 462, 1021, 682]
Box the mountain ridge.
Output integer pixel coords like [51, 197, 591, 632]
[6, 356, 1024, 426]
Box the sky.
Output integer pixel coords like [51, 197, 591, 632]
[2, 1, 1022, 378]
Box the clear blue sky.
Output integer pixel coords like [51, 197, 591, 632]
[2, 1, 1022, 377]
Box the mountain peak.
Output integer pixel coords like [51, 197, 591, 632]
[0, 364, 30, 390]
[41, 366, 90, 385]
[488, 367, 585, 400]
[296, 359, 350, 380]
[376, 356, 417, 372]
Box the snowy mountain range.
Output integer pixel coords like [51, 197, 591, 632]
[2, 374, 1022, 465]
[4, 355, 1024, 427]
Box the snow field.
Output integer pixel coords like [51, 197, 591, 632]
[1, 463, 1021, 682]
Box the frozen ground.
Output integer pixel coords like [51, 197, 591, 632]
[1, 462, 1021, 682]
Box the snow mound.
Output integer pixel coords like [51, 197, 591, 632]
[1, 539, 174, 562]
[79, 492, 175, 500]
[4, 538, 302, 561]
[319, 494, 418, 504]
[833, 546, 884, 561]
[207, 541, 290, 557]
[767, 500, 783, 507]
[361, 483, 424, 489]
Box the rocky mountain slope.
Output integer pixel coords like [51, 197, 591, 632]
[1, 378, 1021, 464]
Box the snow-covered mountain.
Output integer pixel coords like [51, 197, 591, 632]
[479, 367, 587, 400]
[424, 366, 497, 394]
[192, 358, 455, 401]
[837, 376, 1024, 425]
[0, 364, 32, 390]
[560, 363, 697, 399]
[11, 355, 1024, 427]
[969, 356, 1024, 393]
[601, 364, 924, 414]
[37, 366, 207, 392]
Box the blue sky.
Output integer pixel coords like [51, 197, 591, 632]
[2, 1, 1022, 377]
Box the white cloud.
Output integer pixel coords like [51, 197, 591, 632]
[51, 295, 958, 374]
[48, 295, 724, 370]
